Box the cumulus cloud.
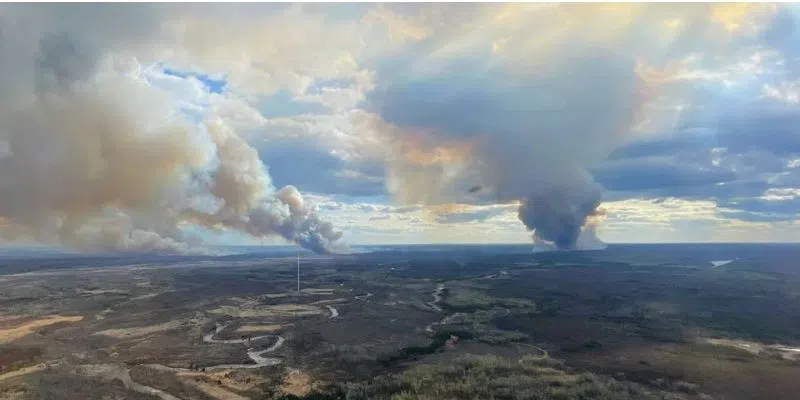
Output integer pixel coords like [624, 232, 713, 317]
[601, 55, 800, 223]
[255, 138, 384, 197]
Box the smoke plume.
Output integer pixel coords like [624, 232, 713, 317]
[185, 121, 347, 254]
[367, 48, 651, 249]
[517, 181, 603, 250]
[359, 3, 773, 249]
[0, 5, 345, 254]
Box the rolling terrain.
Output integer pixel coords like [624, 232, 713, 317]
[0, 244, 798, 399]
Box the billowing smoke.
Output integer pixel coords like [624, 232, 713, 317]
[186, 121, 346, 254]
[359, 3, 776, 249]
[367, 48, 649, 249]
[247, 186, 345, 254]
[0, 5, 345, 254]
[518, 182, 603, 250]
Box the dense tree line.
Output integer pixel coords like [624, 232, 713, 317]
[280, 354, 702, 400]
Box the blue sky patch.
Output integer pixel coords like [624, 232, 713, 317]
[260, 88, 331, 118]
[163, 67, 227, 94]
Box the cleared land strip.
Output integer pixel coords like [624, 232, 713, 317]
[0, 315, 83, 344]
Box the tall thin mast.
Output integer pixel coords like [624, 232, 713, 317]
[296, 251, 300, 293]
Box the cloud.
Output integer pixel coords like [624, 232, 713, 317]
[719, 195, 800, 222]
[162, 67, 227, 94]
[593, 159, 737, 192]
[433, 206, 512, 224]
[597, 67, 800, 222]
[259, 89, 331, 118]
[1, 3, 799, 248]
[719, 108, 800, 156]
[256, 138, 384, 197]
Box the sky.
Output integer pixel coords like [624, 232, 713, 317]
[0, 3, 799, 252]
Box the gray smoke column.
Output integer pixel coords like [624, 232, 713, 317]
[367, 48, 651, 249]
[248, 187, 345, 254]
[518, 181, 603, 249]
[0, 5, 345, 254]
[194, 121, 347, 254]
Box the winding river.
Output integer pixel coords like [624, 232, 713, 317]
[201, 322, 285, 369]
[426, 284, 445, 312]
[326, 305, 339, 318]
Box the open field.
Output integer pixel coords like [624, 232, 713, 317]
[95, 320, 186, 339]
[0, 315, 84, 344]
[236, 325, 283, 334]
[0, 364, 46, 383]
[0, 244, 798, 399]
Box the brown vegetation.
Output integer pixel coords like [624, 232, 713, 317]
[0, 315, 83, 344]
